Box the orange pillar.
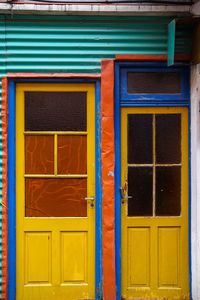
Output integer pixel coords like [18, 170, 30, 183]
[101, 60, 116, 300]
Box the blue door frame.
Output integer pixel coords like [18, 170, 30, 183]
[7, 78, 102, 300]
[114, 61, 191, 300]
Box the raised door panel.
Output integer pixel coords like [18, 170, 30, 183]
[60, 232, 88, 284]
[158, 227, 180, 288]
[25, 232, 52, 285]
[127, 227, 150, 288]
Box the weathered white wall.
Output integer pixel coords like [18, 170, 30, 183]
[192, 0, 200, 16]
[191, 64, 200, 300]
[0, 3, 191, 15]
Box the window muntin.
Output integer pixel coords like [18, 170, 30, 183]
[127, 113, 181, 217]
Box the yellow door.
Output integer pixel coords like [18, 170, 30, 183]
[121, 107, 189, 299]
[16, 83, 95, 300]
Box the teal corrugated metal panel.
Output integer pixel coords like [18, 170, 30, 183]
[168, 19, 176, 66]
[0, 14, 192, 296]
[3, 16, 170, 73]
[1, 15, 191, 73]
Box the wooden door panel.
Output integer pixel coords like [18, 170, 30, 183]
[16, 83, 95, 300]
[127, 227, 150, 287]
[60, 232, 88, 283]
[25, 135, 54, 174]
[158, 227, 180, 288]
[25, 232, 52, 285]
[25, 178, 87, 217]
[121, 107, 189, 300]
[57, 135, 87, 174]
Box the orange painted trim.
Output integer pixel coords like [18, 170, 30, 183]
[101, 60, 116, 300]
[115, 54, 191, 61]
[2, 77, 8, 300]
[6, 73, 101, 78]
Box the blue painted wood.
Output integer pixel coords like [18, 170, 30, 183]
[168, 19, 176, 66]
[95, 80, 102, 300]
[121, 102, 189, 107]
[7, 79, 102, 300]
[114, 63, 122, 300]
[8, 80, 16, 300]
[120, 65, 190, 105]
[15, 78, 99, 83]
[114, 61, 190, 300]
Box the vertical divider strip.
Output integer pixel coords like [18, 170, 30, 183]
[54, 134, 57, 176]
[101, 60, 116, 300]
[153, 114, 156, 216]
[2, 77, 8, 300]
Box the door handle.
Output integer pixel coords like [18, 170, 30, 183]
[120, 187, 125, 199]
[120, 187, 132, 204]
[124, 196, 132, 199]
[85, 197, 95, 207]
[121, 194, 133, 204]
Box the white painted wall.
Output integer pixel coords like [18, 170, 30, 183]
[192, 0, 200, 16]
[0, 3, 191, 15]
[191, 64, 200, 300]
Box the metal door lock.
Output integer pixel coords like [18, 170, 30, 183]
[121, 195, 132, 204]
[120, 183, 132, 204]
[85, 197, 95, 207]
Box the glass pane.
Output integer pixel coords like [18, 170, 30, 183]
[25, 178, 87, 217]
[156, 114, 181, 164]
[57, 135, 87, 174]
[25, 135, 54, 174]
[128, 167, 153, 216]
[128, 114, 153, 164]
[127, 72, 181, 94]
[25, 92, 86, 131]
[156, 166, 181, 216]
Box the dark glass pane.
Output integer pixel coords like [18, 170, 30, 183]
[156, 114, 181, 164]
[25, 92, 86, 131]
[25, 135, 54, 174]
[57, 135, 87, 174]
[127, 72, 181, 94]
[25, 178, 87, 217]
[156, 167, 181, 216]
[128, 114, 153, 164]
[128, 167, 153, 216]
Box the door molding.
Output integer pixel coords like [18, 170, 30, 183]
[114, 61, 191, 300]
[5, 77, 102, 300]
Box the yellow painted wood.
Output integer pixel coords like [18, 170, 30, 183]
[25, 232, 52, 284]
[16, 83, 95, 300]
[121, 107, 189, 300]
[24, 174, 88, 178]
[158, 227, 180, 287]
[128, 228, 150, 287]
[54, 134, 58, 175]
[61, 232, 87, 283]
[25, 131, 88, 135]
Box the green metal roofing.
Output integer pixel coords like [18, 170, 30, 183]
[0, 15, 192, 73]
[0, 14, 192, 294]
